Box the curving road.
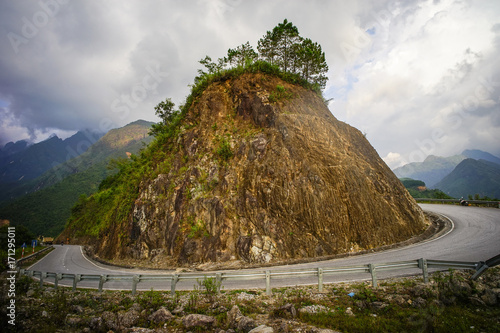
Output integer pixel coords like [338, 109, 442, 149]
[28, 204, 500, 291]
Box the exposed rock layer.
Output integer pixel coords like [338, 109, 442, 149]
[86, 73, 427, 265]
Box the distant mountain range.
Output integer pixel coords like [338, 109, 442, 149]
[434, 159, 500, 199]
[0, 130, 104, 185]
[394, 149, 500, 199]
[0, 120, 154, 236]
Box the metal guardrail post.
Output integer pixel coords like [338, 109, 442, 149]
[98, 275, 106, 292]
[369, 264, 377, 288]
[54, 273, 62, 290]
[318, 268, 324, 292]
[40, 272, 46, 288]
[171, 274, 179, 296]
[472, 262, 489, 280]
[418, 258, 429, 283]
[216, 273, 222, 294]
[132, 275, 140, 295]
[73, 274, 81, 291]
[472, 253, 500, 280]
[265, 270, 271, 296]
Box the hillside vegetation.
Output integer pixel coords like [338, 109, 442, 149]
[399, 178, 452, 199]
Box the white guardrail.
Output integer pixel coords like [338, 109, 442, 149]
[415, 198, 500, 208]
[19, 258, 482, 296]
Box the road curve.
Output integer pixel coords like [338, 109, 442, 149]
[28, 204, 500, 291]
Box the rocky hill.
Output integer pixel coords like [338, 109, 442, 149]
[61, 72, 427, 267]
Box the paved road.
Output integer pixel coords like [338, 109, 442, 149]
[28, 204, 500, 291]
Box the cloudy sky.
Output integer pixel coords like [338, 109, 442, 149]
[1, 0, 499, 168]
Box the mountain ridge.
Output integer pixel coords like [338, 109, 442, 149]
[393, 149, 500, 188]
[0, 129, 104, 202]
[0, 120, 154, 236]
[434, 158, 500, 199]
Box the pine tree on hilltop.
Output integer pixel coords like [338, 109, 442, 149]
[257, 19, 328, 89]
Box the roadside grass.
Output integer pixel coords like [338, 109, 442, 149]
[15, 245, 54, 269]
[15, 245, 47, 259]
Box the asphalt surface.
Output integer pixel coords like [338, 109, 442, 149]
[28, 204, 500, 291]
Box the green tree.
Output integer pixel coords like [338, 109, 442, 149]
[257, 30, 279, 66]
[154, 98, 176, 124]
[258, 19, 300, 73]
[297, 38, 328, 89]
[150, 98, 179, 137]
[197, 55, 225, 76]
[258, 19, 329, 89]
[227, 41, 258, 67]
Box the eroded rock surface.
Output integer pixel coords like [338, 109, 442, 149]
[77, 73, 427, 266]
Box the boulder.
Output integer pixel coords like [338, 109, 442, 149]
[237, 316, 257, 332]
[249, 325, 274, 333]
[182, 313, 215, 329]
[149, 307, 173, 324]
[119, 309, 140, 327]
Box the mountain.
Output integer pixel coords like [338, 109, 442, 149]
[462, 149, 500, 165]
[0, 130, 103, 184]
[0, 140, 29, 159]
[29, 120, 154, 191]
[0, 120, 154, 236]
[0, 130, 104, 202]
[393, 154, 466, 188]
[60, 72, 427, 267]
[434, 159, 500, 199]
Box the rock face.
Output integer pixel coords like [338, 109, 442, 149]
[92, 73, 427, 265]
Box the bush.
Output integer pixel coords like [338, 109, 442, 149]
[215, 135, 233, 162]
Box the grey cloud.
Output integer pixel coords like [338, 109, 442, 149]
[0, 0, 499, 165]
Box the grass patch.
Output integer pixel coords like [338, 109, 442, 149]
[268, 84, 294, 103]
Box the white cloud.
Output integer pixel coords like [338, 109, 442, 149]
[0, 0, 499, 165]
[383, 152, 405, 169]
[332, 0, 500, 163]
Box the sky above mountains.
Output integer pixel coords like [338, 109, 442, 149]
[1, 0, 499, 168]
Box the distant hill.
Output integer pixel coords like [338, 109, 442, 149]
[0, 130, 103, 184]
[0, 120, 153, 236]
[462, 149, 500, 165]
[434, 159, 500, 199]
[399, 178, 452, 199]
[28, 120, 154, 191]
[0, 130, 104, 202]
[393, 154, 466, 188]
